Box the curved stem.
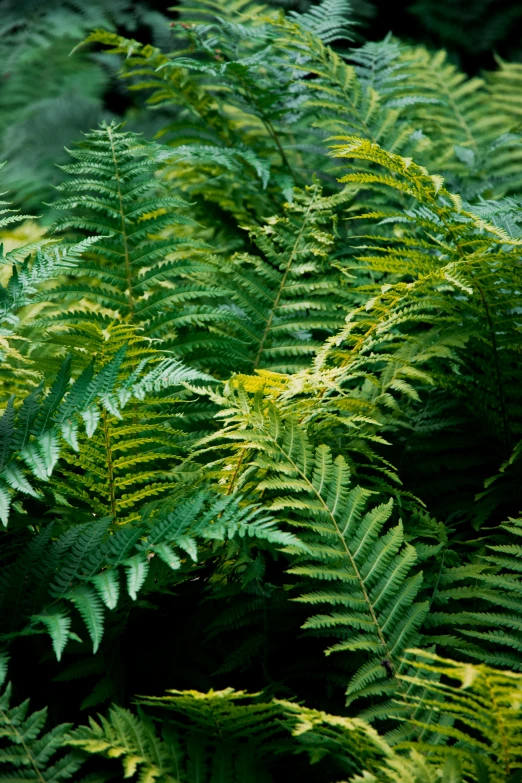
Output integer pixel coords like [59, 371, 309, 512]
[0, 706, 49, 783]
[107, 124, 134, 318]
[253, 183, 319, 370]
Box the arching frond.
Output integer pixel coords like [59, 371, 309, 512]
[68, 687, 390, 782]
[40, 122, 197, 331]
[0, 489, 299, 659]
[199, 393, 427, 714]
[166, 183, 354, 374]
[0, 679, 83, 783]
[394, 650, 522, 783]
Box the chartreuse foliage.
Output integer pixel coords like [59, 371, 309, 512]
[393, 650, 522, 783]
[3, 2, 522, 783]
[2, 681, 394, 782]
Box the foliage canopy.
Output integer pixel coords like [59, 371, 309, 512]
[2, 1, 522, 781]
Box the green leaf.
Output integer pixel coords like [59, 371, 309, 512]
[65, 586, 104, 654]
[39, 428, 61, 476]
[2, 462, 40, 497]
[175, 536, 198, 562]
[19, 442, 49, 481]
[32, 610, 71, 661]
[124, 554, 150, 601]
[91, 569, 120, 610]
[61, 419, 79, 451]
[152, 543, 182, 570]
[0, 483, 11, 526]
[81, 405, 100, 438]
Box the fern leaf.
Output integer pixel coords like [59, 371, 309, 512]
[65, 586, 104, 654]
[32, 610, 72, 662]
[0, 680, 82, 782]
[124, 554, 150, 601]
[202, 395, 427, 712]
[90, 570, 120, 611]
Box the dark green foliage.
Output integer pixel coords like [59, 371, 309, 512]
[0, 489, 298, 661]
[43, 123, 197, 331]
[427, 516, 522, 670]
[0, 0, 170, 210]
[408, 0, 522, 57]
[168, 183, 356, 373]
[0, 679, 84, 783]
[2, 2, 522, 783]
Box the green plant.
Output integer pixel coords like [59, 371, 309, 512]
[2, 2, 522, 782]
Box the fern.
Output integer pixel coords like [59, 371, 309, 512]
[486, 59, 522, 126]
[0, 679, 84, 783]
[394, 650, 522, 783]
[349, 753, 466, 783]
[393, 44, 522, 198]
[0, 351, 125, 525]
[199, 393, 427, 714]
[0, 322, 212, 525]
[0, 0, 170, 209]
[5, 2, 522, 779]
[67, 688, 390, 782]
[287, 0, 355, 44]
[47, 324, 188, 524]
[78, 13, 299, 226]
[39, 122, 197, 333]
[166, 182, 355, 373]
[284, 136, 522, 520]
[426, 516, 522, 671]
[0, 488, 300, 659]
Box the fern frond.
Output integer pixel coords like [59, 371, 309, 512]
[68, 687, 390, 781]
[0, 680, 83, 782]
[288, 0, 355, 44]
[199, 394, 427, 713]
[427, 516, 522, 671]
[394, 649, 522, 782]
[164, 182, 354, 374]
[39, 122, 197, 333]
[0, 489, 299, 658]
[283, 137, 522, 519]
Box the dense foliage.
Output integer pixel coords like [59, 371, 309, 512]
[2, 0, 522, 780]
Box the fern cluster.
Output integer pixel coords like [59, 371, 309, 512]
[2, 2, 522, 782]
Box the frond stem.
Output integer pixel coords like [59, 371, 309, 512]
[107, 124, 135, 318]
[267, 429, 405, 693]
[101, 408, 117, 520]
[253, 183, 318, 369]
[0, 706, 48, 783]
